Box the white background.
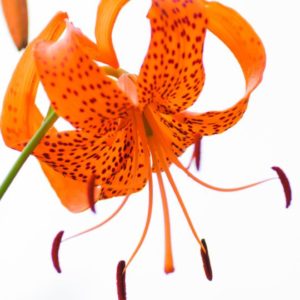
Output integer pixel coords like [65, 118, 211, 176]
[0, 0, 299, 299]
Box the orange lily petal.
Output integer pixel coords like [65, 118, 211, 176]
[1, 0, 28, 49]
[95, 0, 129, 68]
[100, 129, 149, 199]
[34, 22, 133, 128]
[32, 120, 134, 187]
[164, 94, 249, 138]
[0, 13, 95, 213]
[137, 0, 206, 113]
[1, 12, 67, 149]
[204, 1, 266, 91]
[157, 1, 266, 141]
[40, 162, 95, 212]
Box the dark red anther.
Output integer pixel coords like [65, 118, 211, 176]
[51, 230, 64, 273]
[272, 166, 292, 208]
[116, 260, 126, 300]
[87, 174, 96, 213]
[194, 136, 202, 171]
[200, 239, 213, 281]
[188, 136, 202, 171]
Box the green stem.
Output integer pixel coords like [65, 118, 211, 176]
[0, 109, 58, 200]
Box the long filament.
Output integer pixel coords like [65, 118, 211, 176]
[125, 168, 153, 270]
[144, 107, 276, 192]
[153, 151, 174, 274]
[137, 109, 174, 273]
[156, 143, 206, 252]
[172, 154, 276, 192]
[62, 195, 130, 242]
[124, 110, 154, 270]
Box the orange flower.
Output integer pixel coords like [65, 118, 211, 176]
[1, 0, 289, 276]
[1, 0, 28, 49]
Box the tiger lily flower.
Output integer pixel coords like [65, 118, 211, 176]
[1, 0, 291, 279]
[1, 0, 28, 49]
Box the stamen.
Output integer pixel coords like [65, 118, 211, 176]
[171, 152, 276, 192]
[122, 110, 154, 270]
[156, 164, 175, 274]
[125, 168, 153, 270]
[63, 195, 129, 242]
[148, 131, 174, 273]
[51, 230, 64, 273]
[200, 239, 213, 281]
[156, 143, 206, 252]
[87, 174, 96, 213]
[271, 166, 292, 208]
[187, 136, 202, 171]
[142, 113, 153, 137]
[144, 106, 276, 193]
[116, 260, 127, 300]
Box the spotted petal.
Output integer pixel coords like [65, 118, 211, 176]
[34, 23, 133, 131]
[33, 120, 134, 187]
[2, 0, 28, 49]
[160, 1, 266, 142]
[100, 130, 149, 199]
[1, 12, 67, 149]
[0, 13, 94, 213]
[137, 0, 206, 113]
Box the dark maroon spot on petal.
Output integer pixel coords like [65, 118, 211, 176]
[116, 260, 126, 300]
[272, 166, 292, 208]
[51, 231, 64, 273]
[200, 239, 213, 281]
[87, 174, 96, 213]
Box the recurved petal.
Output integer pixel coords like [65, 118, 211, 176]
[34, 23, 133, 129]
[165, 2, 266, 139]
[2, 0, 28, 49]
[153, 96, 248, 157]
[137, 0, 206, 113]
[1, 12, 67, 149]
[0, 13, 93, 212]
[171, 97, 250, 137]
[205, 1, 266, 92]
[95, 0, 129, 68]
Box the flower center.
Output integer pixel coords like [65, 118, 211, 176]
[142, 112, 153, 137]
[117, 73, 139, 107]
[113, 70, 212, 274]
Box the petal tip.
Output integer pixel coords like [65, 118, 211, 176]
[16, 38, 28, 51]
